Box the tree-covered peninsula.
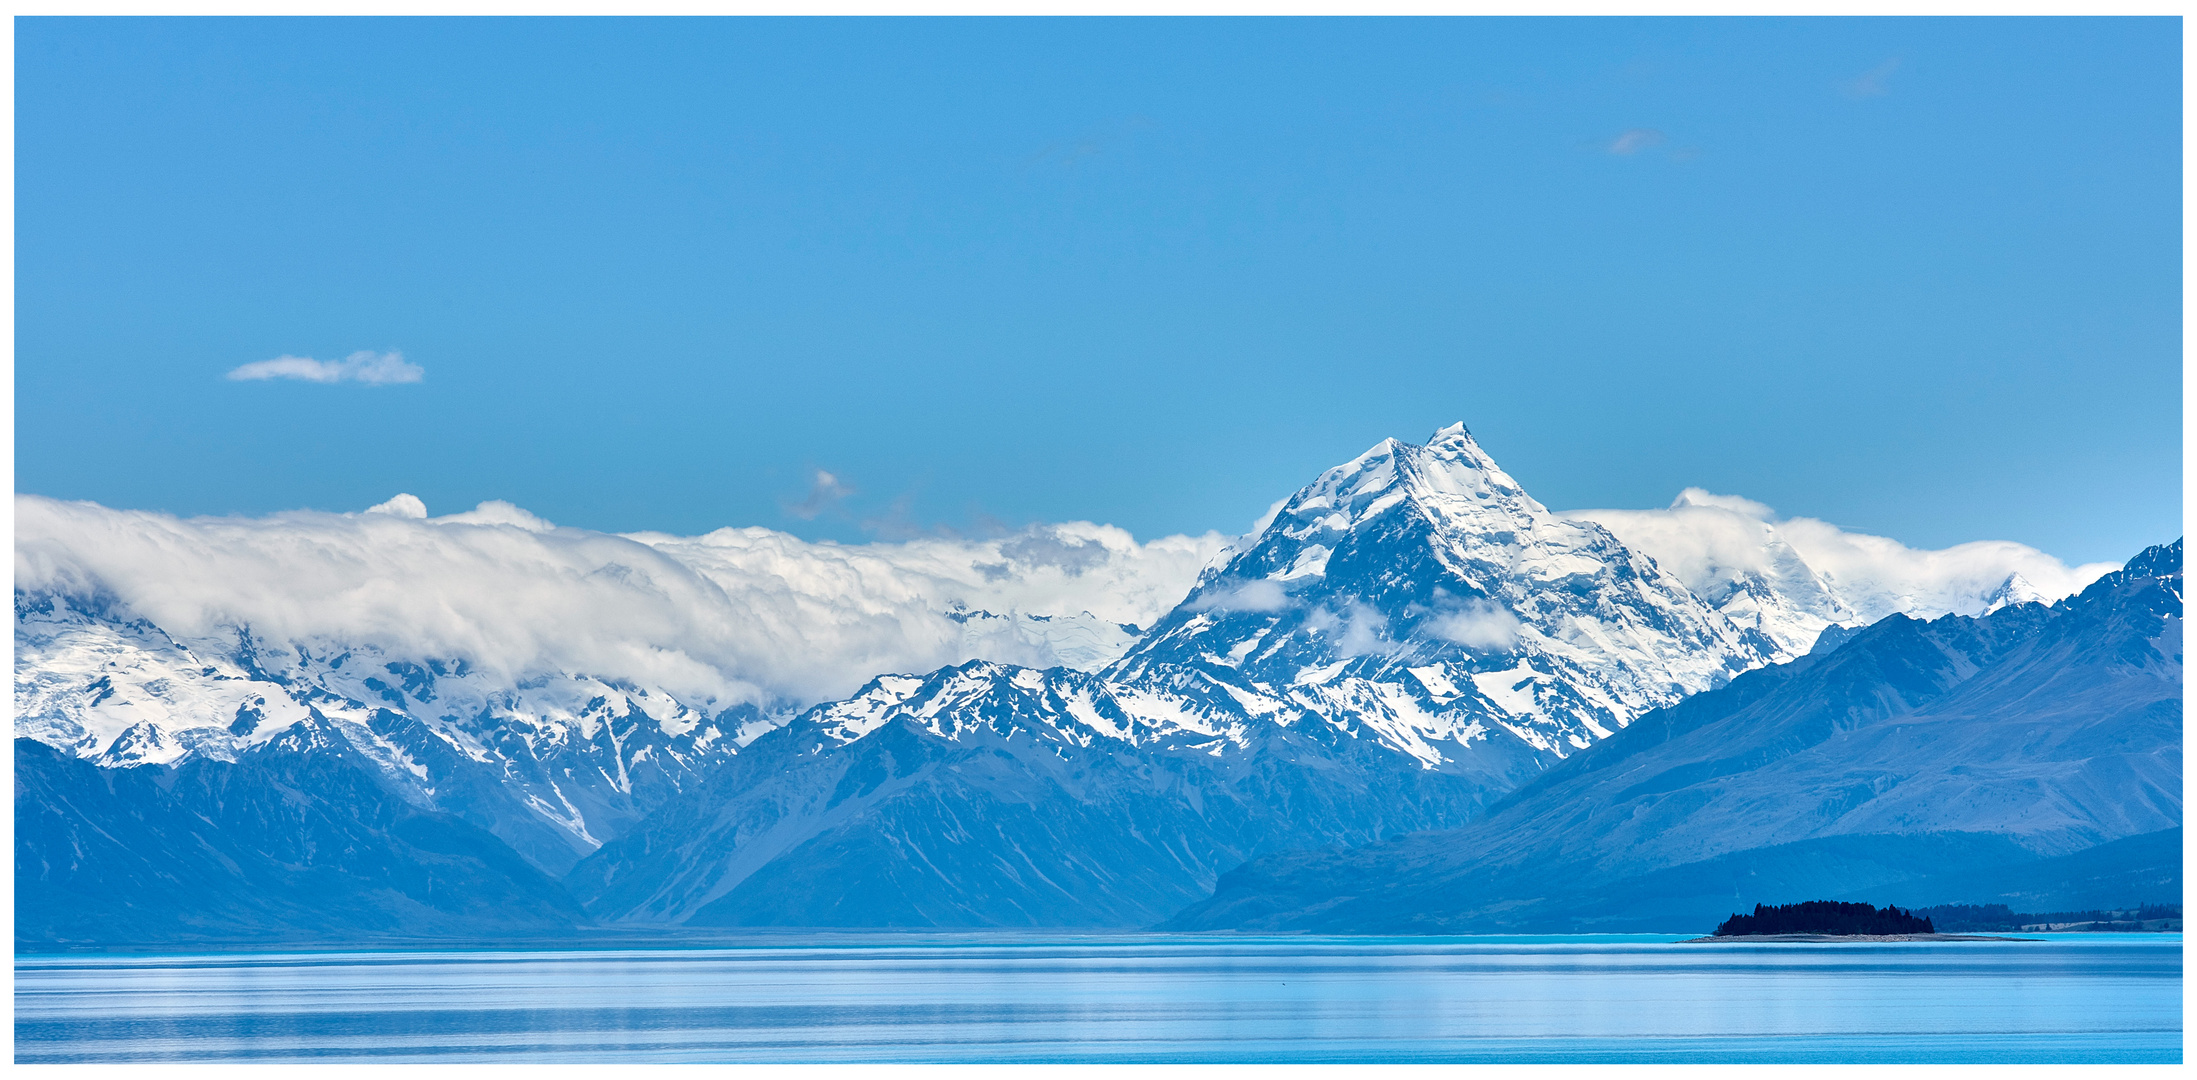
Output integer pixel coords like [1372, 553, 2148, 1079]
[1715, 901, 1935, 937]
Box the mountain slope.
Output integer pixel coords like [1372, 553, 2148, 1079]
[1164, 540, 2182, 933]
[16, 720, 589, 947]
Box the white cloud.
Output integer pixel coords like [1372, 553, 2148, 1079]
[1425, 601, 1522, 650]
[1186, 579, 1294, 613]
[1608, 128, 1667, 155]
[366, 493, 428, 519]
[1770, 517, 2118, 621]
[227, 350, 424, 385]
[1564, 491, 2118, 625]
[15, 495, 1227, 709]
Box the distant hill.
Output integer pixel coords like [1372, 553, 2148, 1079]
[1920, 902, 2181, 933]
[16, 722, 589, 948]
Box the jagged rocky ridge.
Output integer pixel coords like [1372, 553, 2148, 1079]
[1164, 540, 2183, 933]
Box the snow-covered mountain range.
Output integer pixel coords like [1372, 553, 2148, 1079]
[13, 502, 1208, 874]
[14, 422, 2134, 937]
[16, 593, 763, 873]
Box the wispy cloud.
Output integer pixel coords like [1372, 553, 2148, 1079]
[783, 468, 855, 521]
[1844, 58, 1900, 99]
[227, 350, 424, 385]
[1607, 128, 1667, 156]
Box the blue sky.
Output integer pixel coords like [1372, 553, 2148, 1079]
[15, 17, 2181, 563]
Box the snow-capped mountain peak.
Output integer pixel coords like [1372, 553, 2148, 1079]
[1114, 424, 1776, 746]
[1981, 571, 2047, 614]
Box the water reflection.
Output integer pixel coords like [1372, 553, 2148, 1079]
[15, 934, 2182, 1063]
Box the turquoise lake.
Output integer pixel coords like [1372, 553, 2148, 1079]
[14, 933, 2181, 1063]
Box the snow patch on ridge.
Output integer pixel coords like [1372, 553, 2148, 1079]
[1471, 661, 1549, 721]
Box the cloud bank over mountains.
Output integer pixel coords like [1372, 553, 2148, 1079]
[15, 484, 2117, 712]
[14, 494, 1224, 709]
[1565, 488, 2118, 626]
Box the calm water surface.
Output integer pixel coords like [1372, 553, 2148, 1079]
[15, 933, 2181, 1063]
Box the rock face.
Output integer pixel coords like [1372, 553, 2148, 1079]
[567, 426, 1796, 927]
[1164, 541, 2183, 933]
